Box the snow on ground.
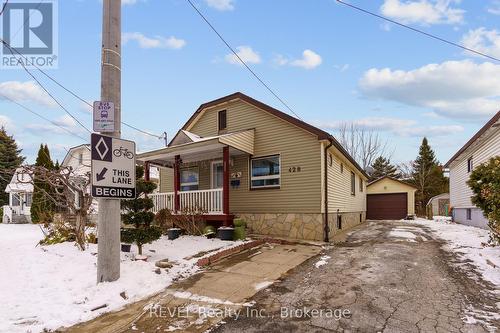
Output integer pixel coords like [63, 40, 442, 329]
[388, 230, 418, 242]
[0, 224, 247, 333]
[314, 255, 331, 268]
[411, 217, 500, 288]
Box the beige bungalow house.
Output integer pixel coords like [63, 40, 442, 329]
[137, 92, 368, 242]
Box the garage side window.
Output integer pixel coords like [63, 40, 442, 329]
[359, 176, 363, 192]
[251, 155, 280, 189]
[351, 171, 356, 196]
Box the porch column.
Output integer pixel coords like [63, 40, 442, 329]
[144, 161, 150, 181]
[223, 146, 230, 226]
[174, 155, 181, 213]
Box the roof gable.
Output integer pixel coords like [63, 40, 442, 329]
[175, 92, 368, 178]
[445, 110, 500, 167]
[367, 176, 418, 189]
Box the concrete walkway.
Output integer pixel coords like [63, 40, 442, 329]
[64, 243, 321, 333]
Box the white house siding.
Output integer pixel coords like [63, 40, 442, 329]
[449, 129, 500, 229]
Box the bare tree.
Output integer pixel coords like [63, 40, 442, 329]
[17, 165, 94, 250]
[336, 122, 392, 171]
[397, 161, 414, 180]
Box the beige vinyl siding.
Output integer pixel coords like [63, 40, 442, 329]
[367, 178, 416, 215]
[159, 167, 174, 193]
[219, 129, 255, 155]
[187, 100, 322, 213]
[326, 145, 367, 213]
[449, 129, 500, 208]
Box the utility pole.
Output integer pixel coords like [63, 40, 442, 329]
[97, 0, 121, 283]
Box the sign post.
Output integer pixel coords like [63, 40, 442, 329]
[91, 133, 136, 199]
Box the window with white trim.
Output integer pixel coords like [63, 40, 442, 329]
[250, 155, 280, 189]
[351, 171, 356, 196]
[180, 167, 199, 191]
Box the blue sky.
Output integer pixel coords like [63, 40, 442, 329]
[0, 0, 499, 166]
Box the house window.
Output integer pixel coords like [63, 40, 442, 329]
[337, 215, 342, 230]
[180, 167, 199, 191]
[467, 157, 473, 173]
[25, 193, 33, 207]
[359, 176, 363, 192]
[78, 153, 83, 165]
[466, 208, 472, 220]
[328, 153, 333, 167]
[218, 110, 227, 131]
[340, 163, 344, 173]
[250, 155, 280, 189]
[11, 193, 20, 206]
[211, 161, 224, 189]
[351, 171, 356, 196]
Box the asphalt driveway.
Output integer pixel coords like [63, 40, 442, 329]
[213, 221, 500, 333]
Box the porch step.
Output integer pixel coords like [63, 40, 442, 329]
[11, 214, 30, 224]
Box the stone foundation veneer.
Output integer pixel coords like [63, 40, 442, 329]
[238, 212, 366, 242]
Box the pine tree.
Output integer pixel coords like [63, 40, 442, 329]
[369, 156, 400, 181]
[0, 127, 25, 206]
[410, 138, 448, 216]
[121, 166, 161, 255]
[31, 144, 56, 223]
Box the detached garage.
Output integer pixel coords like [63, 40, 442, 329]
[366, 176, 417, 220]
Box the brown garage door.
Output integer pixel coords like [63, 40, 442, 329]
[367, 193, 408, 220]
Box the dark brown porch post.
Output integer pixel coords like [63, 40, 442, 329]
[174, 155, 181, 213]
[144, 161, 150, 181]
[223, 146, 230, 226]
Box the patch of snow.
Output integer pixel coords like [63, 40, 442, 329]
[0, 224, 247, 333]
[314, 255, 331, 268]
[253, 280, 274, 291]
[411, 218, 500, 289]
[389, 230, 417, 241]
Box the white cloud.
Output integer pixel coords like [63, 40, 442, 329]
[0, 115, 14, 132]
[380, 0, 465, 25]
[0, 81, 55, 107]
[225, 46, 261, 65]
[334, 64, 350, 72]
[274, 50, 322, 70]
[25, 115, 83, 136]
[488, 0, 500, 15]
[316, 117, 462, 138]
[122, 32, 186, 49]
[359, 60, 500, 119]
[122, 0, 141, 5]
[461, 28, 500, 58]
[205, 0, 234, 11]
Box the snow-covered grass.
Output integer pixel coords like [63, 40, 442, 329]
[411, 217, 500, 288]
[0, 224, 247, 333]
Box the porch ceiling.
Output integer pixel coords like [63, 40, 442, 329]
[137, 129, 254, 166]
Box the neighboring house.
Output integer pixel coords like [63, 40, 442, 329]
[366, 176, 417, 220]
[426, 193, 450, 217]
[2, 168, 33, 224]
[138, 92, 368, 242]
[445, 111, 500, 229]
[61, 144, 98, 222]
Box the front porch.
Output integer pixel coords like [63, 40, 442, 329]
[138, 129, 254, 226]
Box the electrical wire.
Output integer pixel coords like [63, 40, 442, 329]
[0, 92, 89, 142]
[335, 0, 500, 63]
[184, 0, 302, 120]
[0, 0, 8, 17]
[0, 38, 165, 139]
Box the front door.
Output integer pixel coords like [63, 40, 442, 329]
[211, 161, 224, 189]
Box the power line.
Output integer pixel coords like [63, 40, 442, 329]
[2, 41, 93, 133]
[335, 0, 500, 63]
[0, 92, 89, 142]
[0, 0, 8, 16]
[184, 0, 302, 120]
[0, 38, 164, 140]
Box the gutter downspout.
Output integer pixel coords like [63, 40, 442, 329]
[323, 139, 334, 242]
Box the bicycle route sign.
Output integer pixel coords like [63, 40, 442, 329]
[91, 133, 136, 199]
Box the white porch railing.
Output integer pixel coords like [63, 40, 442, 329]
[149, 188, 223, 214]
